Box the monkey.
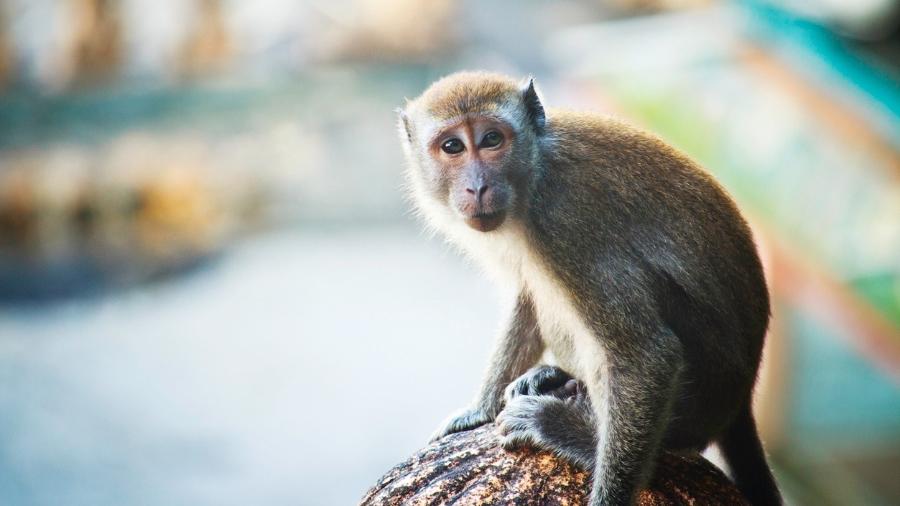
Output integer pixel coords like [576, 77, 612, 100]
[397, 71, 781, 506]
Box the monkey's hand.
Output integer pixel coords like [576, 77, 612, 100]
[430, 407, 495, 442]
[496, 371, 597, 470]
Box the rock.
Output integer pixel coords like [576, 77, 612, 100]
[360, 424, 749, 505]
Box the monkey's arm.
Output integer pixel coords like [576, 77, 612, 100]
[432, 292, 544, 440]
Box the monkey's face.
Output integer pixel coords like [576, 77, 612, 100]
[399, 72, 546, 234]
[422, 116, 521, 232]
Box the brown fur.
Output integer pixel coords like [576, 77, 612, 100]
[418, 71, 521, 120]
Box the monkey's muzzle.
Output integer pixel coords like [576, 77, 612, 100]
[465, 211, 506, 232]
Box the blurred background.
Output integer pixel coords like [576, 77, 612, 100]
[0, 0, 898, 504]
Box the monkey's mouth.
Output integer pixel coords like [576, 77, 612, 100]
[465, 211, 506, 232]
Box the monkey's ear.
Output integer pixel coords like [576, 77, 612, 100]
[521, 78, 546, 132]
[397, 108, 412, 142]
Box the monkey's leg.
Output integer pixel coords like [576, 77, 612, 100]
[590, 332, 684, 505]
[431, 292, 544, 441]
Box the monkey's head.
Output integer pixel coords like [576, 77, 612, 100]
[398, 72, 546, 233]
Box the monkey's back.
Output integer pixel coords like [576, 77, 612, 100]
[532, 110, 770, 445]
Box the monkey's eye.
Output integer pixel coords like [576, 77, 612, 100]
[441, 138, 465, 154]
[479, 131, 504, 149]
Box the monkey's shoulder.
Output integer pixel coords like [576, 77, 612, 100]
[541, 109, 736, 214]
[545, 110, 698, 174]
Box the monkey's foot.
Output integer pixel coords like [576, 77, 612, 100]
[497, 377, 597, 470]
[505, 365, 580, 401]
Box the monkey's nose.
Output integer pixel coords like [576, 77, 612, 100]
[465, 183, 489, 198]
[466, 184, 489, 209]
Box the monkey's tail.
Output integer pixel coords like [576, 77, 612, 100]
[717, 404, 783, 506]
